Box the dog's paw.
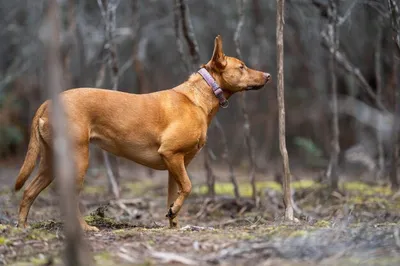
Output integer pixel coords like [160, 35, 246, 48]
[166, 203, 177, 219]
[83, 224, 100, 232]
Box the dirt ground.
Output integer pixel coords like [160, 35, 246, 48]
[1, 158, 400, 266]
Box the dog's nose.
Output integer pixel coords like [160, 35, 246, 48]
[263, 72, 271, 82]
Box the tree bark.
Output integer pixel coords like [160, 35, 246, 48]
[390, 46, 399, 190]
[214, 119, 240, 199]
[326, 0, 340, 190]
[276, 0, 294, 220]
[375, 21, 385, 181]
[43, 1, 91, 265]
[175, 0, 219, 197]
[97, 0, 121, 199]
[234, 0, 257, 203]
[388, 0, 400, 191]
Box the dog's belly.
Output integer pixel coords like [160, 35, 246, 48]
[91, 136, 167, 170]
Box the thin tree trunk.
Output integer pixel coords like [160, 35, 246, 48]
[178, 0, 200, 70]
[97, 0, 121, 199]
[214, 119, 240, 199]
[43, 1, 90, 265]
[390, 47, 399, 190]
[388, 0, 400, 191]
[326, 0, 340, 191]
[176, 0, 219, 197]
[276, 0, 294, 221]
[130, 0, 155, 179]
[375, 22, 385, 181]
[234, 0, 257, 203]
[62, 0, 77, 88]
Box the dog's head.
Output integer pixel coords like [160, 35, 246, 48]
[204, 35, 271, 93]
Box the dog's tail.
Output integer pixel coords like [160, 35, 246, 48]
[14, 102, 47, 191]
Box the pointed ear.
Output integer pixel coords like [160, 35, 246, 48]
[210, 35, 227, 69]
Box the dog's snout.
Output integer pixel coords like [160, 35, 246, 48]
[263, 73, 271, 82]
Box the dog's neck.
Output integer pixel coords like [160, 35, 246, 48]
[174, 71, 233, 122]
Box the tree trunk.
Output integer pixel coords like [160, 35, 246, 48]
[276, 0, 294, 221]
[234, 0, 257, 203]
[390, 46, 399, 190]
[176, 0, 219, 196]
[43, 1, 90, 265]
[375, 21, 385, 181]
[97, 0, 121, 199]
[388, 0, 400, 191]
[214, 119, 240, 199]
[326, 0, 340, 191]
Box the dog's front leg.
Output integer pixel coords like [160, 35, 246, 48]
[167, 172, 179, 227]
[161, 153, 192, 228]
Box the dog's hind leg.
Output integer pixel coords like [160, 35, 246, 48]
[73, 142, 99, 232]
[167, 172, 179, 228]
[17, 151, 53, 228]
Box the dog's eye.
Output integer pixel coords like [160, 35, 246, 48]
[239, 64, 245, 69]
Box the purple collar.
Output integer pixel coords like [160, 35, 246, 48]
[197, 68, 229, 108]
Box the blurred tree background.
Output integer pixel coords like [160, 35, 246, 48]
[0, 0, 399, 186]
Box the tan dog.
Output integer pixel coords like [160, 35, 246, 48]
[14, 35, 271, 231]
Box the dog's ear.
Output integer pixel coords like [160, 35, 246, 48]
[210, 35, 227, 70]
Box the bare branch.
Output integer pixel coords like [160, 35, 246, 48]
[321, 30, 388, 112]
[337, 0, 358, 26]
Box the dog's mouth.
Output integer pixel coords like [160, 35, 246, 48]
[245, 84, 265, 91]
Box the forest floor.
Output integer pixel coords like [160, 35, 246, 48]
[1, 158, 400, 266]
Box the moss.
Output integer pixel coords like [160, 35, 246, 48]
[31, 220, 61, 231]
[25, 229, 56, 241]
[0, 224, 8, 230]
[0, 236, 9, 245]
[83, 185, 107, 195]
[288, 230, 308, 238]
[94, 252, 121, 266]
[193, 180, 318, 197]
[85, 215, 134, 229]
[29, 256, 48, 265]
[314, 220, 331, 228]
[123, 180, 155, 196]
[343, 181, 391, 196]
